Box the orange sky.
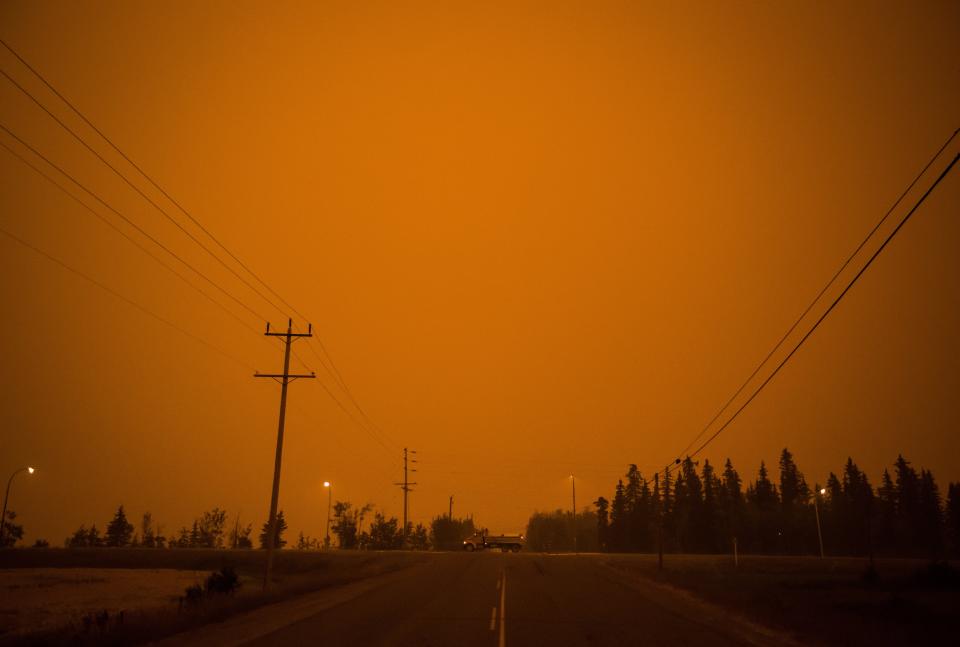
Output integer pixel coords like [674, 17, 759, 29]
[1, 1, 958, 545]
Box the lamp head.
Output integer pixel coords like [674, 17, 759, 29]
[27, 467, 35, 474]
[820, 488, 826, 495]
[323, 481, 330, 488]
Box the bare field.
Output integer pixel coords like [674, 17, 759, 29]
[602, 553, 960, 647]
[0, 549, 429, 645]
[0, 568, 208, 637]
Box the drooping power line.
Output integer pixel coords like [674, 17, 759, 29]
[0, 36, 309, 325]
[0, 225, 252, 370]
[664, 129, 960, 474]
[0, 139, 265, 338]
[684, 152, 959, 464]
[0, 65, 290, 322]
[0, 122, 270, 323]
[1, 39, 402, 451]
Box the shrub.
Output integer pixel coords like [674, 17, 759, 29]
[205, 567, 241, 595]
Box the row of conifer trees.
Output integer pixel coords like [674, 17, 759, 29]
[594, 450, 959, 558]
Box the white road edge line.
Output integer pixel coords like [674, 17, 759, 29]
[489, 606, 497, 631]
[499, 570, 507, 647]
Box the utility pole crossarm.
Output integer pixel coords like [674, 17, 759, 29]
[255, 373, 316, 379]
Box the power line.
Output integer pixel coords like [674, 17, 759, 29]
[0, 139, 265, 339]
[664, 128, 960, 474]
[1, 40, 399, 454]
[0, 36, 309, 325]
[286, 346, 401, 467]
[302, 337, 349, 391]
[0, 64, 291, 321]
[1, 127, 401, 484]
[685, 152, 958, 463]
[0, 225, 252, 370]
[2, 42, 407, 518]
[311, 378, 403, 464]
[304, 338, 401, 451]
[2, 125, 400, 463]
[0, 123, 270, 324]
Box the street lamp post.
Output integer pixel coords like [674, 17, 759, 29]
[323, 481, 332, 549]
[570, 475, 577, 554]
[1, 467, 35, 545]
[814, 487, 826, 559]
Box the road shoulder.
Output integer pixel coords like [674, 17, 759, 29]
[151, 559, 430, 647]
[596, 559, 806, 647]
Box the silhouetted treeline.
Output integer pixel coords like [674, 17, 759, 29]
[594, 450, 960, 558]
[430, 515, 476, 550]
[64, 506, 278, 550]
[329, 500, 454, 550]
[329, 500, 477, 551]
[525, 509, 598, 552]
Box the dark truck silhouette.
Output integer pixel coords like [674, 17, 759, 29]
[462, 531, 525, 552]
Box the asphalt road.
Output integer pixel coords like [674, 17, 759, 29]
[245, 553, 761, 647]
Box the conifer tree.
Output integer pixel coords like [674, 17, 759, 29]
[841, 458, 873, 556]
[609, 480, 627, 551]
[946, 483, 960, 559]
[594, 497, 609, 551]
[259, 510, 288, 549]
[720, 458, 743, 550]
[595, 453, 948, 557]
[661, 469, 675, 551]
[750, 461, 779, 552]
[675, 458, 703, 552]
[105, 506, 134, 547]
[918, 469, 943, 558]
[778, 449, 810, 553]
[701, 459, 719, 553]
[876, 469, 897, 554]
[624, 465, 642, 549]
[894, 454, 920, 552]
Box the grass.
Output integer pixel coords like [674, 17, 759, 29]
[0, 548, 429, 646]
[603, 553, 960, 646]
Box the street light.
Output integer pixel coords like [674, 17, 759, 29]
[1, 466, 35, 545]
[814, 487, 826, 559]
[323, 481, 332, 549]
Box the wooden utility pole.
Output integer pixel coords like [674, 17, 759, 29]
[449, 495, 453, 520]
[394, 448, 417, 542]
[255, 319, 314, 590]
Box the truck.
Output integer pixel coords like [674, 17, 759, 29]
[462, 531, 525, 552]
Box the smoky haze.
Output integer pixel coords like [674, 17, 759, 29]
[0, 1, 958, 546]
